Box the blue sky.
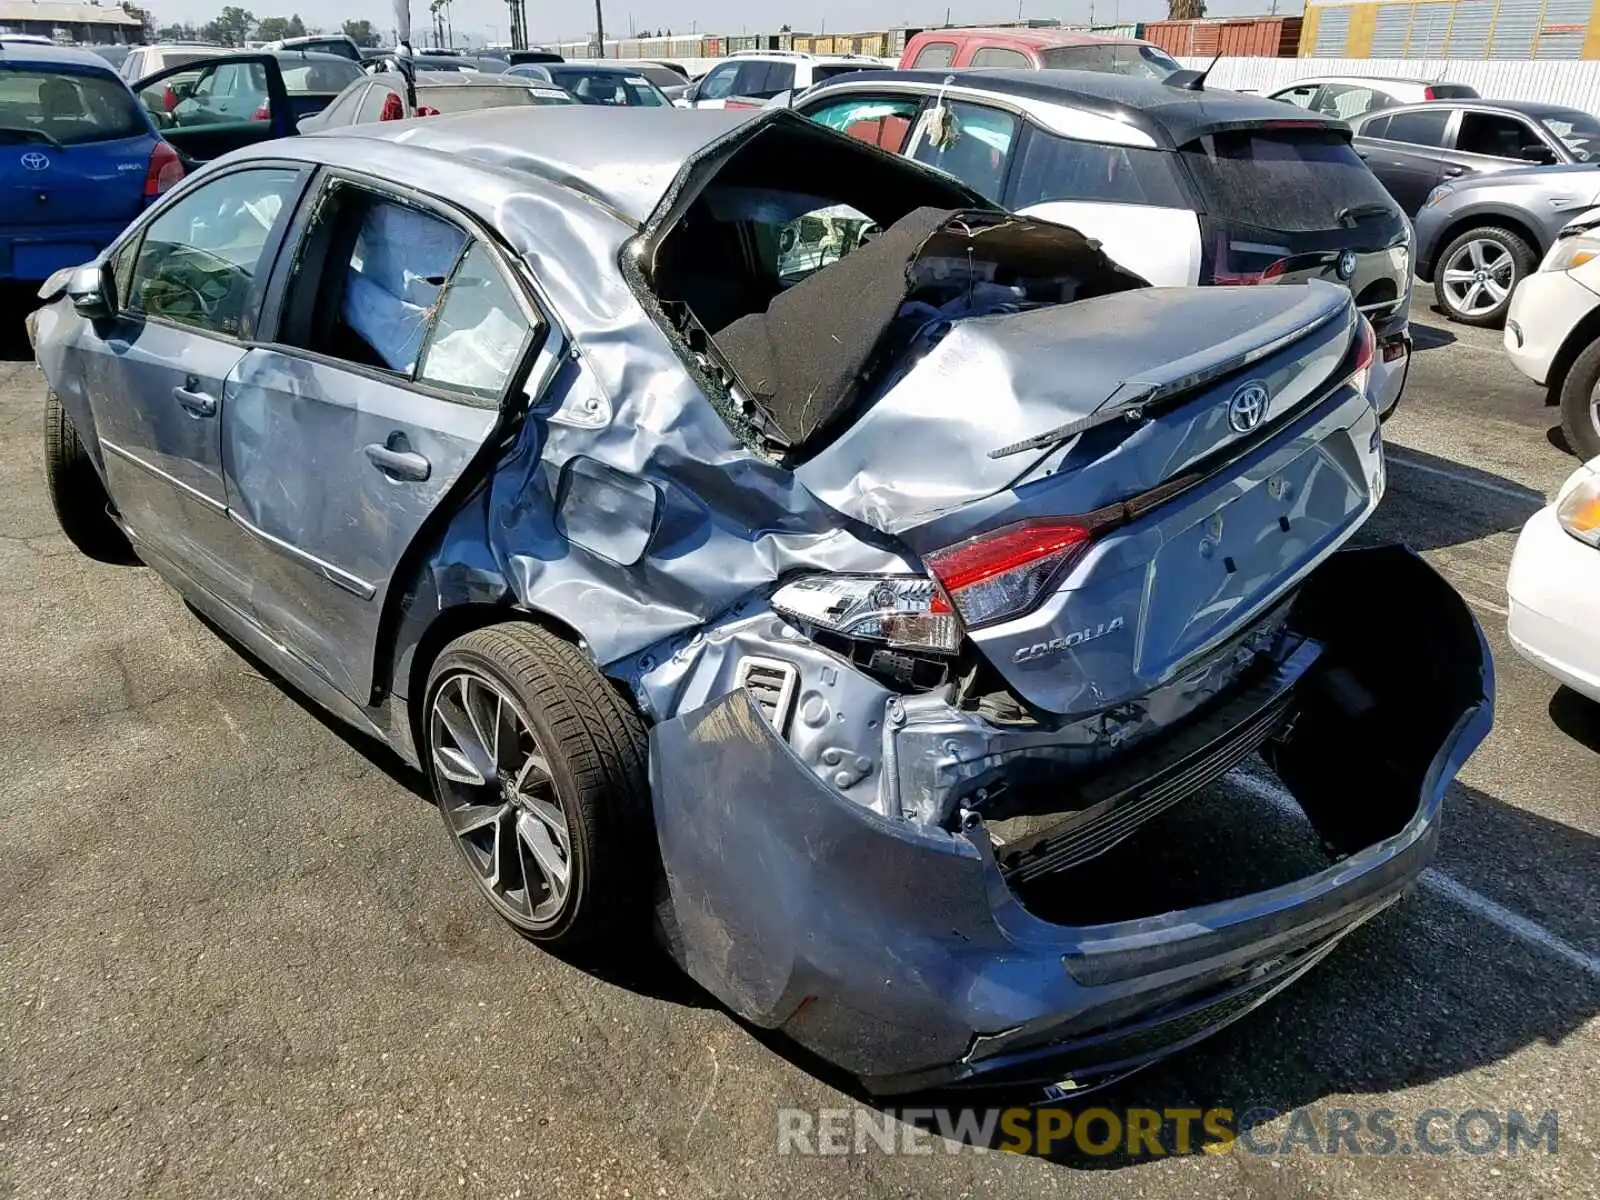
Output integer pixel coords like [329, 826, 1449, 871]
[151, 0, 1302, 48]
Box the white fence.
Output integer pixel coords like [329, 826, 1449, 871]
[1179, 55, 1600, 111]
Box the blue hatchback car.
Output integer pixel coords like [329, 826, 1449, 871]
[0, 42, 182, 283]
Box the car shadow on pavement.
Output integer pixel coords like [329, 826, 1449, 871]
[775, 776, 1600, 1169]
[1359, 445, 1546, 553]
[1410, 320, 1458, 353]
[1550, 686, 1600, 754]
[1, 286, 38, 363]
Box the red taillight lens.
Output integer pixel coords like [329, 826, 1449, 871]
[925, 519, 1093, 627]
[251, 103, 270, 121]
[1349, 316, 1376, 398]
[162, 84, 176, 112]
[144, 140, 183, 199]
[1424, 86, 1438, 101]
[379, 92, 404, 121]
[415, 104, 440, 117]
[1214, 257, 1286, 287]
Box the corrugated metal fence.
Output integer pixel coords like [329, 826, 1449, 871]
[1179, 54, 1600, 109]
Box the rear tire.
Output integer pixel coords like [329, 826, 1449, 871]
[1557, 337, 1600, 461]
[422, 622, 652, 950]
[1432, 226, 1534, 328]
[43, 389, 135, 564]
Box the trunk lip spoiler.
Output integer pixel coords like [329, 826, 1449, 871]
[989, 297, 1349, 460]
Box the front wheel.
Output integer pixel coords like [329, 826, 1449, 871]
[422, 622, 652, 949]
[1433, 226, 1534, 328]
[1557, 337, 1600, 460]
[42, 390, 135, 564]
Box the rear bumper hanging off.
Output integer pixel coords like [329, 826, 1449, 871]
[647, 545, 1493, 1094]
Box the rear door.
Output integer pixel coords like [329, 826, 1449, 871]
[0, 60, 157, 279]
[1352, 106, 1452, 213]
[1440, 108, 1561, 177]
[131, 54, 295, 164]
[223, 174, 538, 703]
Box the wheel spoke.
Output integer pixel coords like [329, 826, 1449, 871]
[463, 678, 502, 776]
[513, 749, 554, 796]
[1443, 268, 1476, 284]
[434, 679, 497, 785]
[1468, 240, 1487, 269]
[488, 806, 527, 899]
[1463, 282, 1486, 311]
[1483, 277, 1508, 303]
[518, 810, 569, 904]
[450, 800, 509, 838]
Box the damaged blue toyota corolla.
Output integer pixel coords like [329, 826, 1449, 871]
[31, 106, 1492, 1096]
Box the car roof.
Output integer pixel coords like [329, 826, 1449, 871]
[1365, 97, 1589, 119]
[546, 62, 650, 73]
[1274, 75, 1442, 88]
[0, 41, 120, 71]
[809, 68, 1347, 148]
[907, 25, 1138, 48]
[308, 104, 763, 224]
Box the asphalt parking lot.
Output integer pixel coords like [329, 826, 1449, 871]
[0, 294, 1596, 1199]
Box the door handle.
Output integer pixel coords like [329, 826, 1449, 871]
[1442, 165, 1468, 178]
[171, 384, 217, 418]
[364, 441, 431, 482]
[1356, 149, 1369, 159]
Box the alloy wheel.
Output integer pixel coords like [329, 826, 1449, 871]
[1440, 238, 1515, 317]
[429, 670, 574, 928]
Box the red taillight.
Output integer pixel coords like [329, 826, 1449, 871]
[1215, 258, 1286, 287]
[144, 140, 183, 199]
[1349, 317, 1376, 397]
[1424, 85, 1438, 101]
[415, 104, 440, 117]
[251, 103, 270, 121]
[925, 519, 1094, 627]
[162, 84, 176, 112]
[379, 92, 404, 121]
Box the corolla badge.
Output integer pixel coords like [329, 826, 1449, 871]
[1227, 381, 1269, 433]
[1012, 617, 1125, 664]
[20, 151, 49, 171]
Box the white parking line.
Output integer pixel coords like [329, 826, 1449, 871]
[1224, 770, 1600, 980]
[1385, 449, 1546, 504]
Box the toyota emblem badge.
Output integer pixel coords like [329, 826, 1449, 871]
[20, 150, 49, 171]
[1227, 381, 1269, 434]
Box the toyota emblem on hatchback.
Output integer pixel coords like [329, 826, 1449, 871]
[20, 151, 49, 171]
[1228, 381, 1269, 433]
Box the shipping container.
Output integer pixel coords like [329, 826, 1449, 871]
[1144, 15, 1303, 58]
[1303, 0, 1599, 59]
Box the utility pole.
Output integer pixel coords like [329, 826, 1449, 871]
[594, 0, 605, 55]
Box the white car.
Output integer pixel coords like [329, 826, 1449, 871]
[680, 50, 889, 108]
[1507, 457, 1600, 704]
[1267, 75, 1478, 122]
[1505, 212, 1600, 460]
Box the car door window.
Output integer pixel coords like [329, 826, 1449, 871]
[735, 61, 793, 99]
[1456, 111, 1540, 159]
[1318, 83, 1380, 120]
[696, 62, 739, 100]
[969, 47, 1031, 69]
[416, 243, 536, 401]
[124, 167, 302, 336]
[911, 100, 1019, 200]
[1010, 130, 1189, 209]
[1379, 108, 1450, 148]
[276, 181, 469, 375]
[1275, 84, 1321, 109]
[804, 95, 922, 153]
[910, 41, 957, 68]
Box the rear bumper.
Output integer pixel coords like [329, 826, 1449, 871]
[1507, 501, 1600, 703]
[0, 222, 127, 283]
[649, 545, 1492, 1094]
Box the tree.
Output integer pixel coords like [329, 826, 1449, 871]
[342, 18, 379, 46]
[254, 15, 290, 39]
[214, 5, 256, 45]
[157, 21, 196, 39]
[1167, 0, 1205, 16]
[780, 22, 792, 32]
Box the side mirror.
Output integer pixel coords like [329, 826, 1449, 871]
[1520, 143, 1557, 164]
[684, 81, 699, 103]
[66, 264, 113, 320]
